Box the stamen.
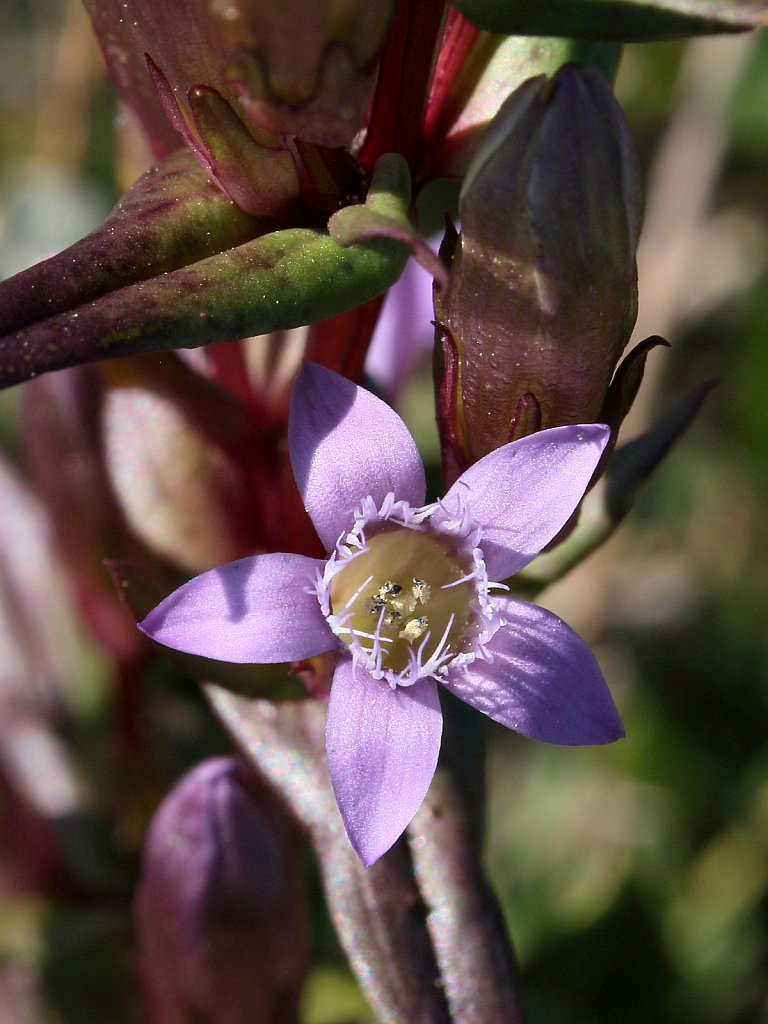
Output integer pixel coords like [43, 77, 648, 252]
[399, 616, 428, 641]
[369, 605, 390, 671]
[336, 626, 393, 643]
[427, 613, 456, 670]
[323, 490, 502, 688]
[390, 592, 417, 616]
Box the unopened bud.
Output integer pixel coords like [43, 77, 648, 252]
[84, 0, 394, 214]
[136, 757, 308, 1024]
[209, 0, 394, 147]
[440, 64, 642, 465]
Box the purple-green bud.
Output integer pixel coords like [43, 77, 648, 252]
[84, 0, 394, 213]
[136, 757, 308, 1024]
[439, 64, 642, 466]
[208, 0, 394, 147]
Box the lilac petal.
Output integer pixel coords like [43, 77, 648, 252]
[445, 424, 609, 580]
[365, 253, 436, 399]
[139, 553, 335, 663]
[289, 363, 426, 552]
[443, 597, 623, 745]
[326, 659, 442, 866]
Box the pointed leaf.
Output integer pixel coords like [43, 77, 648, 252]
[0, 150, 270, 338]
[599, 335, 670, 439]
[0, 157, 410, 389]
[606, 378, 718, 520]
[455, 0, 768, 39]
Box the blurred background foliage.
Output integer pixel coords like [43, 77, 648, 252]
[1, 2, 768, 1023]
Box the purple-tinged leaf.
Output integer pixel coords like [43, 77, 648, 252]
[599, 335, 671, 441]
[0, 158, 410, 390]
[0, 150, 270, 339]
[187, 85, 299, 217]
[606, 378, 719, 521]
[83, 0, 393, 156]
[146, 57, 299, 218]
[22, 367, 148, 663]
[101, 380, 265, 573]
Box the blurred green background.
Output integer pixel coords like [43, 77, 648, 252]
[1, 3, 767, 1022]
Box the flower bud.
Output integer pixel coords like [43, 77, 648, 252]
[439, 64, 642, 466]
[83, 0, 395, 213]
[136, 757, 308, 1024]
[207, 0, 394, 147]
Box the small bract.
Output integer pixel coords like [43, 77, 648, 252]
[140, 362, 623, 865]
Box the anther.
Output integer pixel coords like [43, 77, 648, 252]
[391, 592, 417, 616]
[399, 616, 428, 641]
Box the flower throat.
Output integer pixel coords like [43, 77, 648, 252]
[329, 528, 474, 676]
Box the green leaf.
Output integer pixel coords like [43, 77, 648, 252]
[455, 0, 767, 40]
[0, 149, 271, 338]
[329, 154, 448, 289]
[0, 155, 411, 390]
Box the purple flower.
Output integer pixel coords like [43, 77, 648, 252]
[140, 363, 623, 866]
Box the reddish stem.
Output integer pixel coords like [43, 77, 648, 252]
[422, 9, 479, 149]
[203, 339, 258, 409]
[304, 295, 385, 384]
[358, 0, 448, 173]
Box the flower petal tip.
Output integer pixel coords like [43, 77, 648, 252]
[567, 421, 611, 452]
[351, 833, 390, 869]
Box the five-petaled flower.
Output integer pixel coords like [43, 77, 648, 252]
[140, 363, 623, 865]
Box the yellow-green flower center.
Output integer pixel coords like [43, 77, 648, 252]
[329, 527, 474, 675]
